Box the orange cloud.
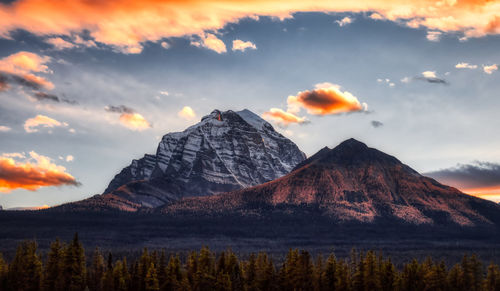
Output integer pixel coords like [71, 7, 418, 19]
[0, 151, 79, 192]
[262, 108, 307, 126]
[483, 64, 498, 74]
[119, 113, 151, 131]
[178, 106, 196, 120]
[1, 0, 499, 53]
[24, 115, 66, 133]
[232, 39, 257, 52]
[0, 51, 54, 90]
[287, 82, 366, 115]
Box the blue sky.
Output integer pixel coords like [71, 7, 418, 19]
[0, 2, 499, 207]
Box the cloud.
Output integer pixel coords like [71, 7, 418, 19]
[0, 0, 498, 53]
[32, 91, 78, 105]
[426, 31, 442, 41]
[287, 82, 367, 115]
[178, 106, 196, 120]
[105, 104, 151, 130]
[400, 77, 411, 83]
[483, 64, 498, 74]
[104, 105, 134, 114]
[0, 74, 8, 91]
[335, 16, 353, 27]
[262, 108, 308, 126]
[119, 113, 151, 131]
[415, 71, 448, 84]
[425, 161, 500, 191]
[0, 151, 79, 192]
[161, 41, 170, 49]
[455, 62, 477, 69]
[0, 51, 54, 91]
[377, 78, 395, 87]
[0, 125, 11, 132]
[65, 155, 74, 162]
[371, 120, 383, 128]
[369, 13, 384, 20]
[46, 37, 76, 50]
[24, 115, 67, 133]
[191, 33, 226, 54]
[232, 39, 257, 52]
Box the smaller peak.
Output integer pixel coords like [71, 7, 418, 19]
[336, 138, 368, 149]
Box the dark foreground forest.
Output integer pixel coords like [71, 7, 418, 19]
[2, 234, 500, 291]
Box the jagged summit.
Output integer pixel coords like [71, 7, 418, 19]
[63, 109, 306, 211]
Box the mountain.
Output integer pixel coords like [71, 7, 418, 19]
[60, 109, 305, 211]
[161, 138, 500, 226]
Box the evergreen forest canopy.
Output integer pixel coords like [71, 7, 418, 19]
[1, 234, 500, 291]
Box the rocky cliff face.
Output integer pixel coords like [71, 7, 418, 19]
[65, 109, 305, 211]
[162, 139, 500, 226]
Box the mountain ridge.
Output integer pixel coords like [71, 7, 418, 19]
[160, 139, 500, 227]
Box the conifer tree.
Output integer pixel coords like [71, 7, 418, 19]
[226, 251, 243, 291]
[43, 238, 63, 291]
[8, 240, 43, 291]
[158, 251, 167, 290]
[363, 251, 381, 291]
[244, 253, 257, 291]
[379, 258, 396, 291]
[324, 253, 337, 291]
[61, 233, 86, 291]
[102, 253, 114, 291]
[88, 248, 105, 291]
[485, 262, 500, 291]
[447, 263, 464, 291]
[399, 259, 425, 291]
[145, 262, 160, 291]
[197, 247, 216, 290]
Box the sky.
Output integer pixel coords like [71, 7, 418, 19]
[0, 0, 500, 208]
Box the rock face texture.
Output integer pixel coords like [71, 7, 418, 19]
[162, 139, 500, 226]
[63, 109, 305, 211]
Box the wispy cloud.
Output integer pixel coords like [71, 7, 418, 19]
[455, 62, 477, 69]
[415, 71, 448, 84]
[33, 91, 78, 105]
[426, 31, 442, 42]
[335, 16, 353, 27]
[262, 108, 308, 126]
[232, 40, 257, 52]
[24, 115, 68, 133]
[0, 125, 11, 132]
[371, 120, 383, 128]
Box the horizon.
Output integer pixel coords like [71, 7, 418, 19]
[1, 0, 500, 208]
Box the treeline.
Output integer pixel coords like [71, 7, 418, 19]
[1, 234, 500, 291]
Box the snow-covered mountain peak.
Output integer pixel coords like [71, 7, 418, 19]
[99, 109, 306, 210]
